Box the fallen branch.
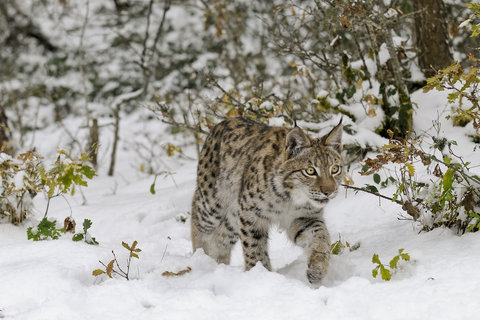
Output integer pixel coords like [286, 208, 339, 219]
[341, 184, 420, 220]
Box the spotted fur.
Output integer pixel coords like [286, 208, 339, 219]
[191, 117, 343, 285]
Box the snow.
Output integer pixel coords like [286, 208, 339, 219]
[2, 1, 480, 319]
[2, 90, 480, 320]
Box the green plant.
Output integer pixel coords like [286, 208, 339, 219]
[1, 150, 96, 226]
[344, 128, 480, 234]
[372, 249, 410, 281]
[40, 150, 96, 199]
[27, 217, 65, 241]
[467, 212, 480, 232]
[92, 241, 142, 280]
[330, 235, 360, 255]
[1, 151, 44, 224]
[149, 171, 176, 195]
[72, 219, 99, 245]
[175, 211, 191, 224]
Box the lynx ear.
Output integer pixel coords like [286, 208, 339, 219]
[286, 126, 310, 158]
[322, 120, 343, 152]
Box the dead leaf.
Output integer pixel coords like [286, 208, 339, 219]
[64, 217, 76, 233]
[92, 269, 105, 277]
[106, 260, 115, 278]
[162, 267, 192, 277]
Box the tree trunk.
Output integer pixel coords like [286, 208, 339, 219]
[0, 107, 14, 155]
[414, 0, 452, 78]
[87, 118, 99, 169]
[108, 105, 120, 176]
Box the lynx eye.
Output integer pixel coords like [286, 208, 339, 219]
[304, 167, 317, 176]
[330, 164, 341, 175]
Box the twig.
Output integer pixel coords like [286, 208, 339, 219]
[146, 0, 171, 68]
[43, 193, 61, 218]
[341, 184, 403, 205]
[140, 0, 155, 70]
[207, 76, 247, 108]
[99, 259, 124, 278]
[111, 250, 128, 279]
[342, 183, 421, 220]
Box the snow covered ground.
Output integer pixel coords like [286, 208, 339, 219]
[2, 90, 480, 320]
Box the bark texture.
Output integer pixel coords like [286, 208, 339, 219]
[414, 0, 452, 78]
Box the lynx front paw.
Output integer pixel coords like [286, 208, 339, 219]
[306, 263, 326, 284]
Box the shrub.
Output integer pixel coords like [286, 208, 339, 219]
[0, 150, 95, 225]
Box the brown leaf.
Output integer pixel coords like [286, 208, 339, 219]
[340, 15, 348, 29]
[130, 252, 139, 259]
[64, 217, 76, 234]
[401, 201, 420, 220]
[162, 267, 192, 277]
[106, 260, 115, 278]
[461, 190, 475, 212]
[387, 129, 394, 140]
[343, 174, 354, 186]
[131, 240, 138, 250]
[92, 269, 105, 277]
[433, 164, 443, 178]
[122, 241, 131, 251]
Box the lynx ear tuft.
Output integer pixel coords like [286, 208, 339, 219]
[322, 120, 343, 152]
[286, 126, 310, 158]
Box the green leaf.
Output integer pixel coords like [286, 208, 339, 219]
[442, 168, 455, 191]
[331, 240, 345, 255]
[150, 183, 156, 195]
[47, 185, 55, 198]
[27, 227, 37, 241]
[365, 185, 379, 193]
[373, 173, 381, 184]
[389, 255, 400, 269]
[400, 253, 410, 262]
[82, 219, 92, 233]
[80, 165, 96, 179]
[447, 92, 460, 103]
[346, 85, 356, 99]
[405, 163, 415, 176]
[380, 265, 391, 281]
[372, 253, 381, 265]
[372, 267, 379, 278]
[348, 242, 361, 252]
[72, 234, 84, 242]
[86, 237, 99, 245]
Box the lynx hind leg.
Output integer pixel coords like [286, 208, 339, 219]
[191, 199, 238, 265]
[288, 217, 330, 285]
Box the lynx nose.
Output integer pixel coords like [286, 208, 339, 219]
[322, 190, 333, 196]
[320, 185, 336, 197]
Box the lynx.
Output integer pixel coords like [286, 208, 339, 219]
[191, 117, 343, 285]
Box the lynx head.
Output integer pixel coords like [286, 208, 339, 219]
[280, 121, 344, 208]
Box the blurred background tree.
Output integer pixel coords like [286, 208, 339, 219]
[0, 0, 477, 167]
